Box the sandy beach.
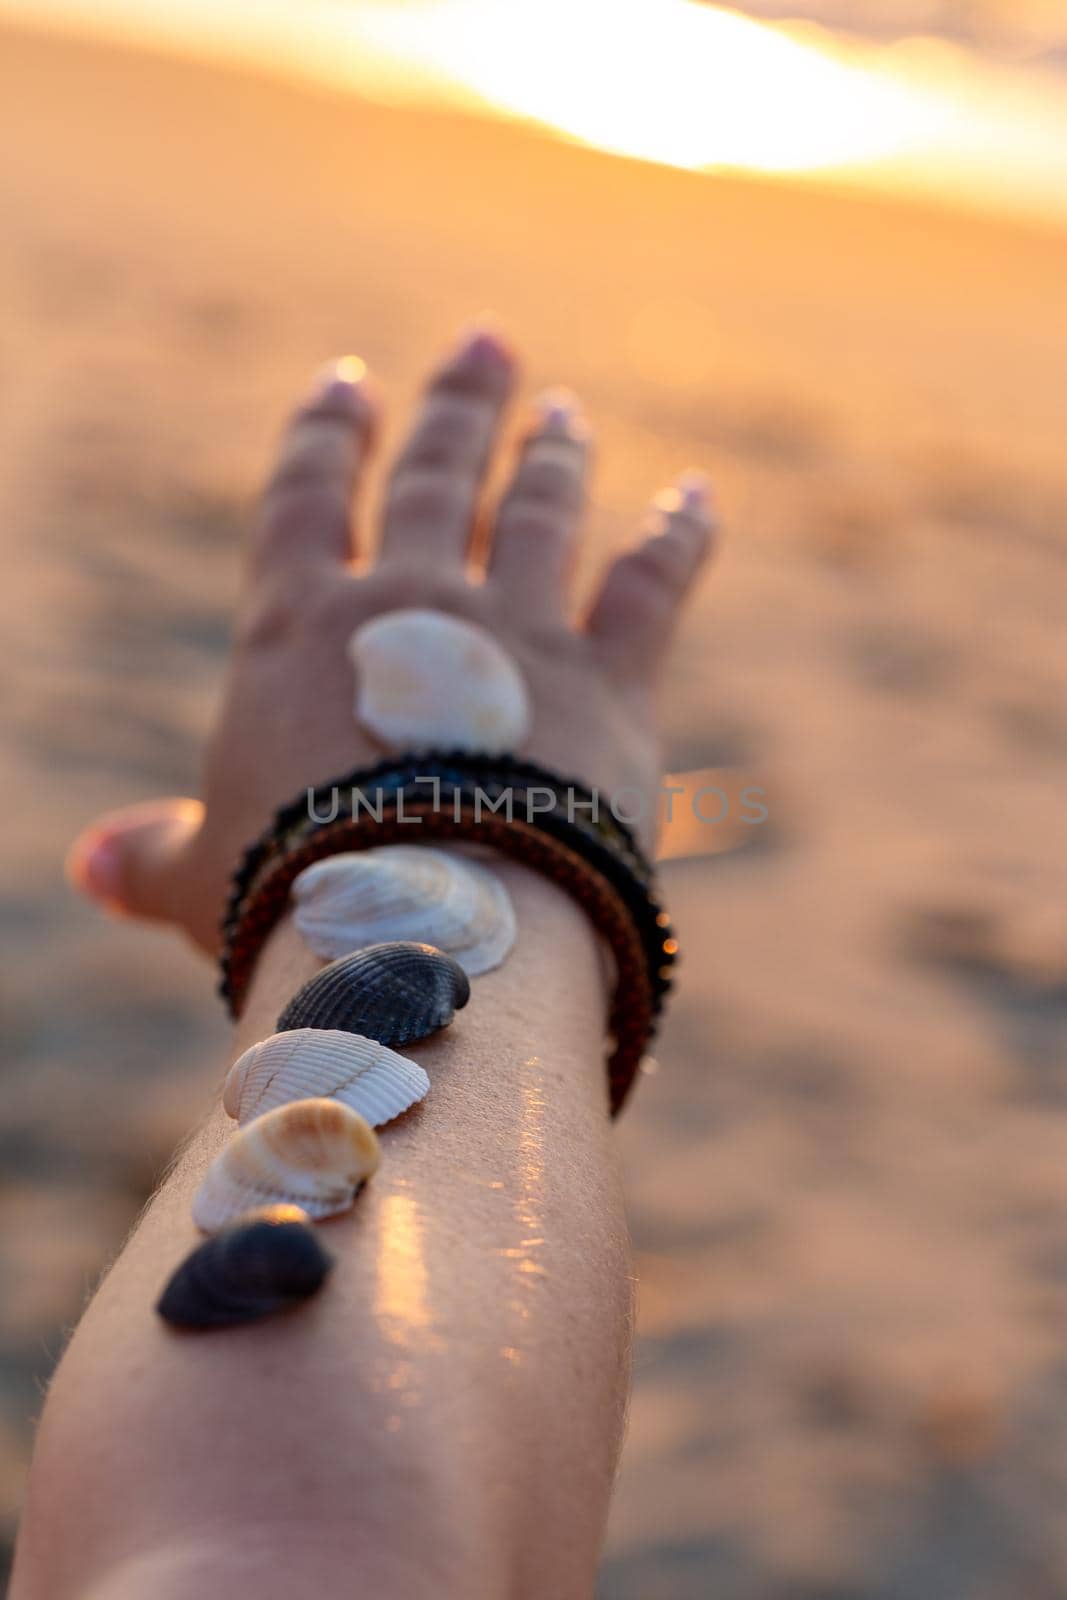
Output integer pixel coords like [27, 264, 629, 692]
[3, 21, 1067, 1596]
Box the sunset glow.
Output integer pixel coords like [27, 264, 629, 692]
[353, 0, 957, 174]
[3, 0, 1067, 220]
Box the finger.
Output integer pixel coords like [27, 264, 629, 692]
[587, 472, 717, 683]
[66, 798, 204, 927]
[377, 326, 515, 568]
[488, 390, 590, 619]
[252, 358, 379, 584]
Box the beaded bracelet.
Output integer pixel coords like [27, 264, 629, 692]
[219, 752, 678, 1114]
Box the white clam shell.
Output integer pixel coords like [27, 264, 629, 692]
[292, 845, 516, 977]
[192, 1098, 380, 1232]
[347, 608, 531, 753]
[223, 1028, 430, 1129]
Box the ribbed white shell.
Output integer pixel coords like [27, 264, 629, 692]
[292, 845, 516, 977]
[223, 1029, 429, 1129]
[192, 1098, 380, 1232]
[347, 608, 531, 754]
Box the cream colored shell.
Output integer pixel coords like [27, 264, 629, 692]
[192, 1098, 380, 1232]
[292, 845, 516, 976]
[347, 608, 531, 753]
[224, 1028, 429, 1129]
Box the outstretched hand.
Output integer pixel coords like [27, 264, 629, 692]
[67, 328, 715, 953]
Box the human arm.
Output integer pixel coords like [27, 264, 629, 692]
[13, 329, 714, 1600]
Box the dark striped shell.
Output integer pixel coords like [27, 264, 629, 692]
[157, 1206, 334, 1330]
[277, 941, 470, 1048]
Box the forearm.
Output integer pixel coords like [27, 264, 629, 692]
[14, 865, 633, 1600]
[35, 327, 711, 1600]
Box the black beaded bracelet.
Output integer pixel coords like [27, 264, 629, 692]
[219, 752, 678, 1114]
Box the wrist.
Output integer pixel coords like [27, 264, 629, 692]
[236, 859, 607, 1051]
[219, 751, 675, 1111]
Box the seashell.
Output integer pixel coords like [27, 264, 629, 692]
[191, 1099, 380, 1232]
[347, 608, 531, 753]
[292, 846, 516, 976]
[157, 1205, 334, 1329]
[277, 941, 470, 1048]
[224, 1028, 429, 1129]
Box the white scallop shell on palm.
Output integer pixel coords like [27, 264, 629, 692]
[191, 1098, 380, 1232]
[223, 1028, 429, 1129]
[347, 608, 532, 754]
[292, 845, 516, 976]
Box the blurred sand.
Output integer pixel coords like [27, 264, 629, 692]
[3, 23, 1067, 1598]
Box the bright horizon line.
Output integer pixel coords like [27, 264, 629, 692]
[3, 0, 1067, 228]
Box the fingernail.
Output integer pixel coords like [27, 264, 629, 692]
[310, 355, 367, 406]
[536, 387, 584, 436]
[677, 469, 712, 514]
[454, 320, 512, 368]
[71, 833, 123, 904]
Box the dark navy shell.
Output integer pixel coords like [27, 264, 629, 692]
[277, 941, 470, 1048]
[157, 1213, 334, 1330]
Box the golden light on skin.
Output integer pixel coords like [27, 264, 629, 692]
[496, 1073, 549, 1351]
[332, 354, 367, 385]
[365, 1190, 435, 1430]
[373, 1191, 432, 1345]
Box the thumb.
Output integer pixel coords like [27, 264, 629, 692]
[66, 798, 205, 926]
